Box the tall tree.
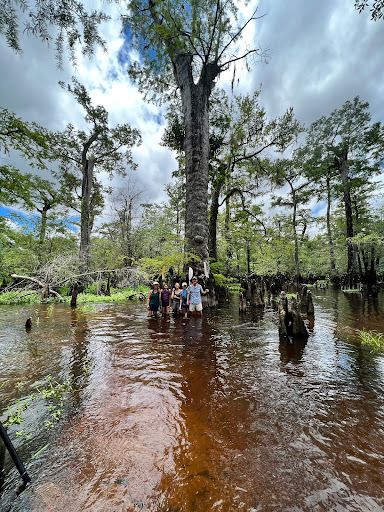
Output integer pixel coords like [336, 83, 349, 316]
[162, 89, 302, 262]
[125, 0, 265, 275]
[51, 78, 141, 271]
[305, 97, 384, 288]
[271, 158, 312, 285]
[109, 179, 144, 266]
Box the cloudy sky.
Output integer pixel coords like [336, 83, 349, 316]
[0, 0, 383, 222]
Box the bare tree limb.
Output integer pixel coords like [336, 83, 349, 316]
[11, 274, 62, 299]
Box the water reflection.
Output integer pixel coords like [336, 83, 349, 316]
[279, 338, 308, 375]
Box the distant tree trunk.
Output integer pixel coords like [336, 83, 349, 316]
[225, 191, 231, 276]
[326, 175, 336, 270]
[105, 275, 111, 296]
[127, 199, 133, 261]
[337, 150, 356, 288]
[79, 157, 94, 272]
[39, 205, 48, 245]
[370, 246, 377, 286]
[291, 188, 301, 286]
[247, 240, 251, 274]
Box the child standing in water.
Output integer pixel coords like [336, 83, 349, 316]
[171, 282, 181, 315]
[147, 282, 161, 317]
[161, 284, 171, 315]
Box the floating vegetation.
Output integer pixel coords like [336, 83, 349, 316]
[359, 329, 384, 352]
[4, 375, 74, 432]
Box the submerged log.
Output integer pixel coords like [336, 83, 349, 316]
[279, 291, 309, 339]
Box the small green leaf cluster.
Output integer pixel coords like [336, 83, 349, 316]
[4, 375, 74, 431]
[359, 329, 384, 352]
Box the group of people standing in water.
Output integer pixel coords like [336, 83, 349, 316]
[147, 276, 209, 318]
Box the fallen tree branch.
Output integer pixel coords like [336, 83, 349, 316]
[11, 274, 63, 300]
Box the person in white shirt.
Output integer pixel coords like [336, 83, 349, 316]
[188, 276, 209, 316]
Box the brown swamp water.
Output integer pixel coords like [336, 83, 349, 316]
[0, 289, 384, 512]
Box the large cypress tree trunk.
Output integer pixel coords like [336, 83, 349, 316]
[173, 54, 220, 276]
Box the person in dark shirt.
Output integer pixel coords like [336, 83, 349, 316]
[161, 284, 171, 315]
[147, 282, 160, 317]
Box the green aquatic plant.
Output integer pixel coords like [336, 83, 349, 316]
[16, 430, 31, 440]
[81, 356, 92, 374]
[4, 375, 74, 430]
[76, 302, 97, 313]
[31, 443, 49, 459]
[6, 401, 29, 425]
[0, 291, 42, 305]
[359, 329, 384, 352]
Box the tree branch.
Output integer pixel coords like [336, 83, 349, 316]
[11, 274, 62, 299]
[218, 8, 264, 62]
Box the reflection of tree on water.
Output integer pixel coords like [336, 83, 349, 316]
[154, 314, 261, 510]
[155, 316, 222, 510]
[69, 308, 91, 405]
[279, 338, 308, 375]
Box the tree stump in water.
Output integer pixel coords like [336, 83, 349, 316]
[70, 282, 78, 307]
[239, 292, 247, 312]
[279, 291, 309, 339]
[105, 276, 111, 296]
[307, 291, 314, 314]
[263, 273, 288, 303]
[298, 285, 314, 315]
[41, 285, 49, 300]
[242, 275, 265, 307]
[216, 284, 228, 302]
